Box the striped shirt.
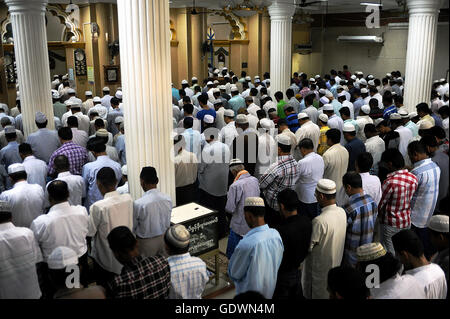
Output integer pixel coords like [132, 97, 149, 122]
[167, 253, 209, 299]
[410, 159, 441, 228]
[379, 169, 418, 229]
[383, 105, 397, 120]
[343, 193, 378, 267]
[259, 155, 300, 211]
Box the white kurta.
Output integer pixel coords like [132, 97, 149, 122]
[365, 135, 385, 171]
[45, 171, 86, 207]
[405, 263, 447, 299]
[22, 155, 48, 190]
[302, 204, 347, 299]
[371, 273, 426, 299]
[295, 121, 320, 153]
[322, 144, 349, 192]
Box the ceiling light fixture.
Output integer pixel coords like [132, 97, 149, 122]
[360, 2, 383, 6]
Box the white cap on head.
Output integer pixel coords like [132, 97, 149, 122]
[338, 92, 346, 98]
[213, 88, 220, 94]
[440, 78, 446, 82]
[231, 86, 239, 93]
[121, 165, 127, 176]
[389, 113, 402, 120]
[343, 123, 356, 132]
[8, 163, 25, 175]
[192, 77, 198, 81]
[236, 114, 248, 124]
[244, 197, 265, 208]
[115, 91, 123, 99]
[368, 75, 374, 79]
[255, 79, 261, 83]
[67, 88, 76, 94]
[114, 116, 124, 124]
[359, 79, 367, 85]
[51, 90, 60, 99]
[214, 80, 219, 84]
[85, 91, 93, 96]
[48, 247, 78, 270]
[259, 118, 273, 129]
[309, 78, 316, 82]
[224, 109, 235, 117]
[336, 85, 344, 90]
[93, 96, 102, 103]
[357, 243, 387, 262]
[203, 114, 214, 124]
[368, 80, 375, 86]
[181, 79, 188, 85]
[323, 104, 334, 111]
[35, 111, 47, 124]
[4, 125, 16, 135]
[325, 91, 333, 99]
[62, 75, 68, 80]
[398, 109, 409, 118]
[386, 73, 392, 77]
[428, 215, 449, 233]
[315, 74, 321, 79]
[213, 69, 219, 74]
[434, 79, 441, 84]
[230, 158, 243, 166]
[319, 88, 327, 95]
[408, 111, 418, 119]
[298, 113, 309, 120]
[319, 113, 328, 123]
[357, 71, 363, 75]
[245, 76, 251, 81]
[207, 81, 214, 86]
[351, 75, 357, 80]
[219, 85, 226, 90]
[276, 134, 292, 146]
[361, 105, 371, 114]
[254, 75, 260, 79]
[103, 86, 110, 92]
[360, 88, 368, 94]
[316, 179, 336, 194]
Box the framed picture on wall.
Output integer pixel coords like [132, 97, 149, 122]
[104, 65, 120, 84]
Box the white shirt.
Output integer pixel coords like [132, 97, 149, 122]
[356, 115, 374, 142]
[365, 135, 385, 172]
[215, 107, 226, 130]
[198, 141, 231, 197]
[443, 117, 449, 140]
[370, 273, 426, 299]
[88, 104, 108, 120]
[295, 121, 320, 153]
[0, 181, 45, 228]
[360, 172, 382, 205]
[30, 202, 89, 261]
[71, 128, 89, 148]
[117, 181, 129, 194]
[372, 93, 383, 108]
[322, 143, 349, 192]
[395, 125, 413, 156]
[279, 129, 301, 161]
[46, 171, 85, 207]
[0, 222, 42, 299]
[247, 103, 261, 117]
[174, 149, 198, 188]
[247, 114, 259, 130]
[88, 191, 134, 274]
[64, 112, 90, 134]
[219, 121, 239, 147]
[342, 100, 355, 119]
[304, 106, 319, 125]
[133, 189, 173, 239]
[328, 114, 345, 144]
[255, 133, 277, 177]
[295, 152, 324, 203]
[405, 263, 447, 299]
[22, 155, 48, 190]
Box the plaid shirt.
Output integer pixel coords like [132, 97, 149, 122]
[259, 155, 300, 211]
[379, 169, 418, 229]
[47, 141, 88, 176]
[343, 193, 378, 267]
[107, 255, 170, 299]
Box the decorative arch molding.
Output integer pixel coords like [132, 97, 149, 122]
[1, 4, 83, 43]
[211, 10, 248, 40]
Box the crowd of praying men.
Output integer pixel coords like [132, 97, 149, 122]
[0, 66, 448, 300]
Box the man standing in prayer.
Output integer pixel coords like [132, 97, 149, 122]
[322, 129, 349, 193]
[343, 123, 366, 172]
[19, 143, 47, 190]
[295, 113, 320, 153]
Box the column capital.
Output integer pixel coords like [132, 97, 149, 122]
[268, 1, 296, 20]
[5, 0, 47, 14]
[407, 0, 441, 15]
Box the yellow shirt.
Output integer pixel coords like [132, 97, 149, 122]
[318, 126, 330, 156]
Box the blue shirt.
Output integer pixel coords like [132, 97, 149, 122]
[344, 138, 366, 171]
[332, 99, 342, 117]
[405, 120, 419, 137]
[228, 96, 246, 115]
[330, 84, 338, 98]
[0, 141, 21, 171]
[172, 88, 181, 101]
[181, 128, 202, 160]
[353, 97, 364, 119]
[115, 134, 126, 165]
[228, 224, 284, 298]
[82, 155, 122, 210]
[196, 108, 216, 122]
[383, 105, 397, 120]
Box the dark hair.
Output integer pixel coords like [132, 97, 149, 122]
[250, 88, 258, 96]
[18, 143, 33, 155]
[277, 119, 287, 127]
[97, 167, 117, 188]
[182, 96, 191, 103]
[407, 140, 427, 156]
[183, 116, 193, 129]
[47, 180, 69, 202]
[36, 120, 47, 129]
[298, 138, 314, 150]
[87, 137, 106, 153]
[369, 87, 378, 94]
[110, 97, 120, 106]
[274, 91, 283, 100]
[54, 155, 70, 171]
[198, 94, 208, 105]
[140, 166, 158, 185]
[256, 109, 266, 120]
[343, 171, 363, 188]
[380, 148, 404, 170]
[284, 106, 294, 113]
[376, 120, 389, 128]
[278, 143, 291, 153]
[304, 94, 315, 106]
[339, 106, 350, 117]
[392, 229, 424, 258]
[94, 118, 105, 128]
[5, 132, 17, 140]
[438, 105, 449, 117]
[394, 95, 403, 104]
[364, 123, 377, 135]
[244, 206, 265, 217]
[58, 127, 73, 140]
[356, 152, 373, 173]
[179, 89, 186, 97]
[183, 103, 194, 115]
[277, 189, 299, 212]
[9, 171, 27, 182]
[327, 266, 370, 299]
[326, 129, 341, 144]
[67, 116, 78, 127]
[369, 98, 379, 108]
[286, 88, 294, 98]
[431, 126, 446, 139]
[416, 102, 430, 114]
[357, 252, 402, 284]
[107, 226, 137, 252]
[420, 135, 438, 149]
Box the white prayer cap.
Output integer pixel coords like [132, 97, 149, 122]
[223, 67, 228, 70]
[224, 109, 235, 117]
[336, 85, 344, 90]
[8, 163, 25, 175]
[244, 197, 265, 208]
[114, 116, 124, 124]
[67, 88, 76, 94]
[4, 125, 16, 135]
[214, 80, 219, 85]
[325, 91, 333, 99]
[213, 88, 220, 94]
[351, 75, 357, 80]
[319, 88, 327, 95]
[181, 79, 188, 85]
[121, 165, 127, 176]
[398, 109, 409, 118]
[245, 76, 251, 81]
[434, 79, 441, 83]
[35, 111, 47, 124]
[255, 79, 261, 83]
[389, 113, 402, 120]
[213, 99, 223, 105]
[374, 118, 384, 127]
[231, 86, 239, 93]
[85, 91, 93, 96]
[343, 123, 356, 132]
[357, 71, 363, 75]
[368, 80, 375, 86]
[259, 118, 273, 129]
[408, 111, 418, 119]
[115, 91, 123, 99]
[315, 74, 321, 79]
[47, 247, 78, 270]
[357, 243, 386, 262]
[386, 73, 392, 77]
[419, 120, 433, 130]
[361, 105, 371, 114]
[309, 78, 316, 82]
[96, 129, 109, 137]
[207, 81, 214, 86]
[368, 75, 374, 79]
[266, 80, 270, 83]
[245, 96, 254, 103]
[316, 179, 336, 194]
[103, 86, 110, 92]
[0, 200, 11, 212]
[440, 78, 446, 82]
[428, 215, 449, 233]
[338, 92, 346, 98]
[323, 104, 334, 111]
[261, 95, 268, 100]
[236, 114, 248, 124]
[254, 75, 260, 79]
[213, 69, 219, 74]
[53, 74, 59, 79]
[219, 85, 226, 90]
[359, 79, 367, 85]
[318, 113, 328, 123]
[93, 96, 102, 103]
[230, 158, 243, 166]
[62, 75, 68, 80]
[276, 134, 292, 146]
[298, 113, 309, 120]
[51, 90, 60, 99]
[360, 88, 369, 94]
[203, 114, 214, 124]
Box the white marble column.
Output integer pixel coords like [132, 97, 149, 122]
[117, 0, 176, 201]
[5, 0, 54, 136]
[403, 0, 441, 112]
[268, 1, 295, 97]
